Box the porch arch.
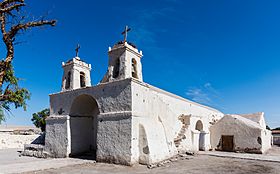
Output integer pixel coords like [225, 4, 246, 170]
[69, 94, 99, 158]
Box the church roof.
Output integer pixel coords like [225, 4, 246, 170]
[224, 114, 263, 129]
[133, 79, 223, 114]
[114, 41, 137, 48]
[239, 112, 264, 123]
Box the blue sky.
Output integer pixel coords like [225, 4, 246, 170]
[2, 0, 280, 128]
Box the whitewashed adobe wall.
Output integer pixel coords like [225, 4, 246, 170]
[101, 42, 143, 83]
[130, 79, 223, 164]
[210, 115, 271, 153]
[61, 57, 91, 91]
[261, 129, 272, 152]
[46, 79, 134, 165]
[45, 78, 224, 165]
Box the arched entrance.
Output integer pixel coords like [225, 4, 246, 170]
[69, 94, 99, 158]
[195, 120, 204, 150]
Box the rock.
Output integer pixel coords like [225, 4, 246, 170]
[21, 144, 48, 158]
[186, 151, 195, 156]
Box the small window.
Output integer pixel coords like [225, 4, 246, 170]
[113, 58, 120, 78]
[132, 58, 138, 79]
[65, 71, 71, 89]
[80, 72, 86, 87]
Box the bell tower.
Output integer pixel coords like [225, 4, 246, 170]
[61, 45, 92, 91]
[101, 26, 143, 83]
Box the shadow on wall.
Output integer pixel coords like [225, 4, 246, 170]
[139, 124, 149, 164]
[31, 133, 45, 145]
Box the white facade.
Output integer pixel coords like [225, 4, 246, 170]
[61, 57, 91, 91]
[210, 114, 272, 154]
[101, 42, 143, 83]
[45, 78, 223, 165]
[41, 41, 271, 166]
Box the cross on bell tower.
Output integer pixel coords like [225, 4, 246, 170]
[121, 25, 131, 42]
[75, 44, 80, 57]
[61, 43, 92, 91]
[101, 26, 143, 83]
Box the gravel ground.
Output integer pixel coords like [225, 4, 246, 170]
[266, 145, 280, 156]
[25, 154, 280, 174]
[1, 146, 279, 174]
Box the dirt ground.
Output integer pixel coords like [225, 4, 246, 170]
[25, 154, 280, 174]
[266, 145, 280, 156]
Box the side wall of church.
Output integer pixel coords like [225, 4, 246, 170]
[130, 79, 223, 165]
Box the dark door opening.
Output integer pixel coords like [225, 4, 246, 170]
[222, 135, 234, 152]
[69, 94, 99, 160]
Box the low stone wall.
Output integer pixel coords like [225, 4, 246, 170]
[0, 132, 40, 149]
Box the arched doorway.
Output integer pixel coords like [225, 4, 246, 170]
[195, 120, 204, 150]
[69, 94, 99, 159]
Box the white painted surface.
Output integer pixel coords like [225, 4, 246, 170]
[61, 57, 91, 91]
[101, 42, 143, 83]
[210, 114, 271, 153]
[43, 41, 271, 166]
[239, 112, 267, 129]
[46, 78, 224, 165]
[129, 79, 225, 164]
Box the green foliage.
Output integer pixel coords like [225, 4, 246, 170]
[31, 108, 50, 132]
[0, 64, 30, 121]
[3, 64, 18, 84]
[0, 0, 56, 125]
[273, 127, 280, 130]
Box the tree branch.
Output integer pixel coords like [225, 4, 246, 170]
[0, 13, 6, 35]
[0, 0, 56, 89]
[8, 19, 56, 38]
[0, 94, 10, 101]
[0, 0, 24, 7]
[0, 3, 25, 14]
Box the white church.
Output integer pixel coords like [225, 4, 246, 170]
[39, 27, 271, 165]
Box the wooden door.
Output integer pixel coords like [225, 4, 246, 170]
[222, 135, 234, 152]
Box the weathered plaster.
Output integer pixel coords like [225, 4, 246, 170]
[45, 116, 68, 158]
[210, 114, 271, 154]
[130, 79, 223, 164]
[41, 41, 272, 166]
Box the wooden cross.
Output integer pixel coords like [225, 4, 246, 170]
[75, 44, 80, 57]
[121, 25, 131, 42]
